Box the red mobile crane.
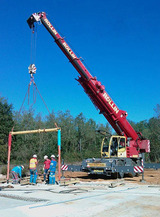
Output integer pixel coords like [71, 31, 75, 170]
[27, 12, 150, 177]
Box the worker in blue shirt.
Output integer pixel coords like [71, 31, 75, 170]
[11, 165, 24, 184]
[49, 155, 57, 184]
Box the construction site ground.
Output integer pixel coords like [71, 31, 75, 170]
[0, 169, 160, 217]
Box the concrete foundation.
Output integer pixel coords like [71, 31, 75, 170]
[0, 181, 160, 217]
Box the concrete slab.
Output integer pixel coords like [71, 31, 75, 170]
[0, 182, 160, 217]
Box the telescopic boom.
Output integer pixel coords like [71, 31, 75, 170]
[27, 12, 150, 155]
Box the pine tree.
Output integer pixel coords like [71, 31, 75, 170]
[0, 96, 14, 163]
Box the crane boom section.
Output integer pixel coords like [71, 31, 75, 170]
[27, 12, 139, 141]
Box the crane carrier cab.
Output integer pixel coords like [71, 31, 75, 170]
[81, 135, 143, 178]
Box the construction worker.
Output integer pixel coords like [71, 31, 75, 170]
[11, 165, 24, 184]
[29, 154, 38, 184]
[49, 155, 57, 184]
[43, 155, 51, 183]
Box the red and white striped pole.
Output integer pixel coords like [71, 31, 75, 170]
[141, 153, 145, 182]
[61, 159, 64, 178]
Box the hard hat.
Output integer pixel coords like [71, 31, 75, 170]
[33, 154, 37, 158]
[51, 155, 55, 158]
[44, 155, 48, 160]
[21, 165, 24, 169]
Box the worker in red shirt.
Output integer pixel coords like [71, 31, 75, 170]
[43, 155, 51, 183]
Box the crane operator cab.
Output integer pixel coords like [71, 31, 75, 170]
[101, 135, 126, 158]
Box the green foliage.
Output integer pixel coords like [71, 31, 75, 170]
[1, 94, 160, 164]
[154, 104, 160, 119]
[1, 165, 7, 175]
[129, 105, 160, 163]
[10, 108, 111, 163]
[0, 96, 14, 163]
[147, 117, 160, 162]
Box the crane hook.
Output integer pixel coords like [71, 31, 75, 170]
[28, 64, 37, 78]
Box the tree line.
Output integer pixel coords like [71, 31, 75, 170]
[0, 96, 160, 164]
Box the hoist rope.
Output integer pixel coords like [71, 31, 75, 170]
[30, 29, 33, 64]
[32, 80, 58, 127]
[19, 81, 32, 116]
[10, 24, 56, 130]
[33, 83, 37, 104]
[10, 81, 32, 132]
[30, 25, 37, 64]
[11, 77, 56, 132]
[32, 80, 51, 116]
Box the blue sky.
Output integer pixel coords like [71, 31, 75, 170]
[0, 0, 160, 125]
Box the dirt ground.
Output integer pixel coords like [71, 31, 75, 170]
[0, 169, 159, 185]
[62, 169, 160, 185]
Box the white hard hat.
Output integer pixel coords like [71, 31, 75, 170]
[44, 155, 48, 160]
[33, 154, 37, 158]
[21, 165, 24, 169]
[51, 155, 55, 158]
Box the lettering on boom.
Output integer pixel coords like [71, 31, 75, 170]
[62, 42, 76, 59]
[103, 92, 119, 114]
[44, 18, 58, 36]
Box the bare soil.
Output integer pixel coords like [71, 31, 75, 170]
[0, 169, 159, 185]
[62, 169, 160, 185]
